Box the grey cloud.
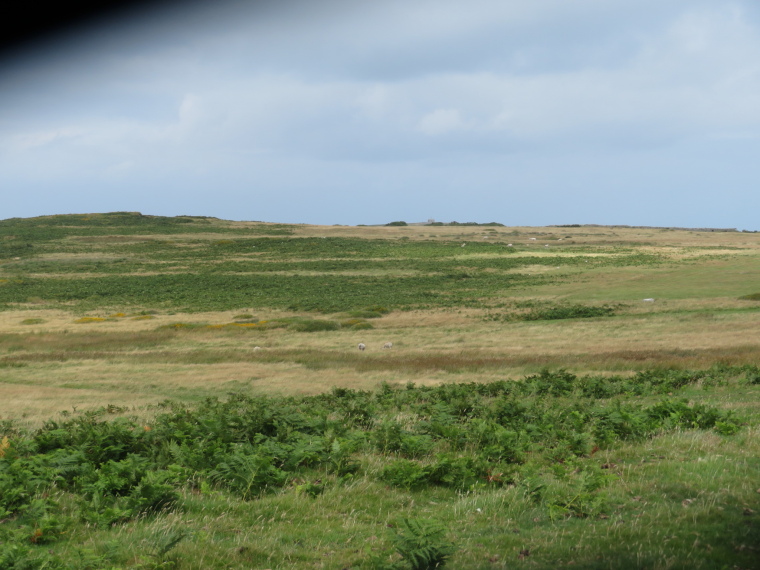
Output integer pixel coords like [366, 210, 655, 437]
[2, 0, 760, 228]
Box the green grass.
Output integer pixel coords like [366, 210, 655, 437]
[0, 367, 758, 569]
[0, 270, 538, 312]
[544, 256, 760, 303]
[0, 212, 671, 313]
[1, 214, 760, 568]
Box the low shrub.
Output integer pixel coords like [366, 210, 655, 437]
[76, 455, 181, 526]
[523, 304, 618, 321]
[340, 318, 374, 330]
[208, 451, 288, 499]
[0, 366, 748, 565]
[427, 454, 489, 490]
[542, 463, 616, 520]
[288, 319, 341, 332]
[738, 292, 760, 301]
[391, 518, 457, 570]
[380, 459, 429, 490]
[746, 371, 760, 385]
[295, 480, 324, 497]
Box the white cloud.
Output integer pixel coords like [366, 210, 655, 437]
[2, 0, 760, 227]
[417, 108, 466, 135]
[10, 126, 85, 151]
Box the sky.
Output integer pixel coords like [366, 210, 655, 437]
[1, 0, 760, 229]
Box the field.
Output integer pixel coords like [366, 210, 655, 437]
[1, 213, 759, 569]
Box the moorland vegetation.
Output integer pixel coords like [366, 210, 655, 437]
[0, 213, 759, 568]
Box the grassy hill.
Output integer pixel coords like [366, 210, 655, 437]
[0, 213, 758, 568]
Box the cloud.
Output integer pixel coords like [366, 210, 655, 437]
[417, 108, 466, 135]
[1, 0, 760, 227]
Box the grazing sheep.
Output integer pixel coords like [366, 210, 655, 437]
[358, 343, 366, 351]
[253, 346, 261, 351]
[383, 342, 393, 349]
[642, 298, 655, 302]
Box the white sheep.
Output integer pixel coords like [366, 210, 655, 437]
[383, 342, 393, 349]
[253, 346, 261, 351]
[358, 343, 366, 351]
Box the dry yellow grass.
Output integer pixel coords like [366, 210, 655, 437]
[291, 223, 760, 249]
[3, 303, 759, 425]
[2, 224, 760, 424]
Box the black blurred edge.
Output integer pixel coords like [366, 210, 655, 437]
[0, 0, 181, 60]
